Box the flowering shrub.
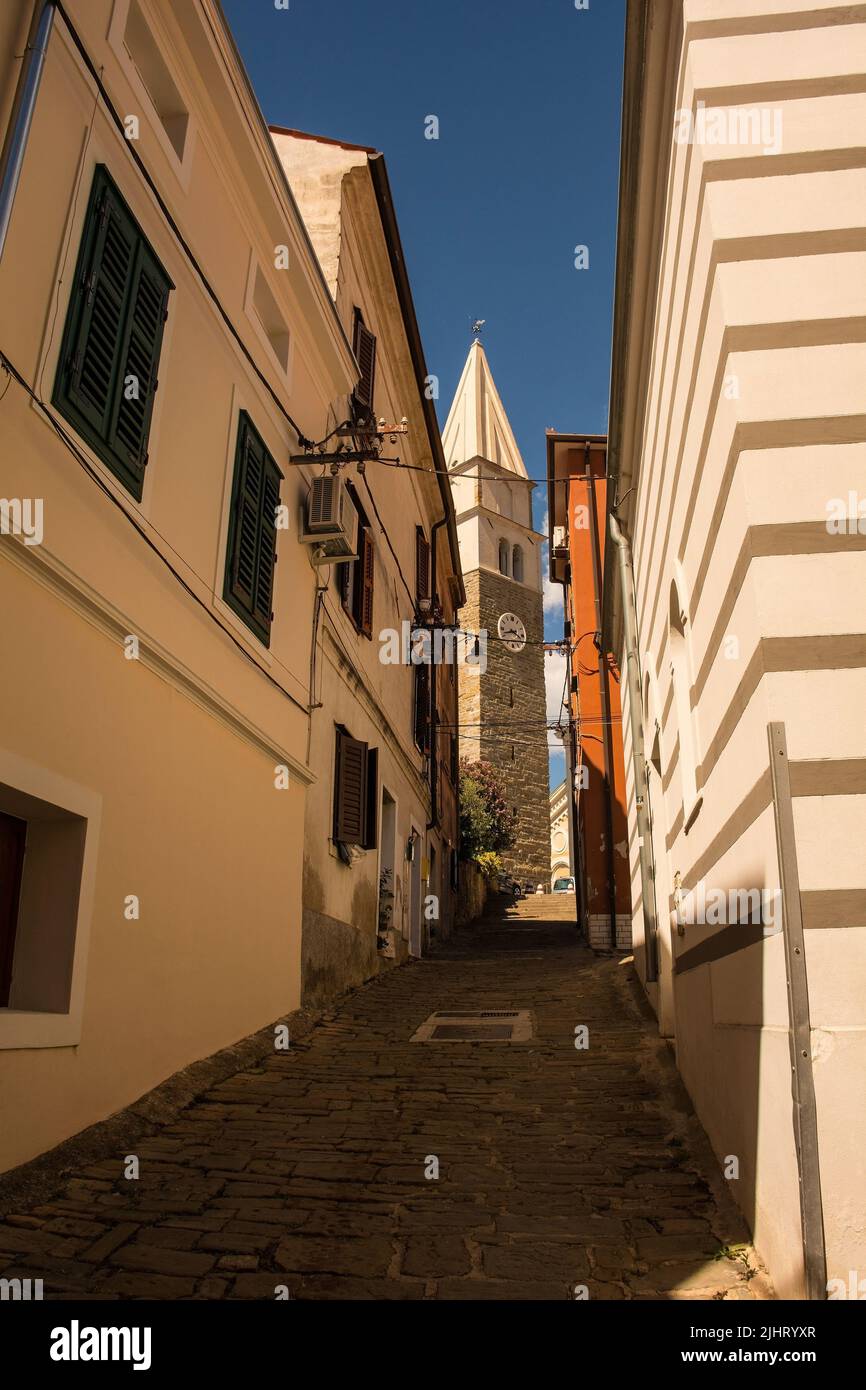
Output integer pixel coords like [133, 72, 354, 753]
[458, 760, 518, 860]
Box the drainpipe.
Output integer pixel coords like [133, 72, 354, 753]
[0, 1, 56, 261]
[608, 510, 658, 982]
[562, 569, 583, 929]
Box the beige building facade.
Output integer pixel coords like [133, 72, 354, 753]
[606, 0, 866, 1298]
[271, 130, 464, 1003]
[549, 779, 571, 888]
[0, 0, 451, 1174]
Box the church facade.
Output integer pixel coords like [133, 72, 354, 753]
[444, 342, 550, 888]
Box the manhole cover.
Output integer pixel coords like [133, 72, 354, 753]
[410, 1009, 533, 1042]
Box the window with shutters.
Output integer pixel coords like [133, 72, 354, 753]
[338, 485, 375, 638]
[223, 411, 283, 646]
[52, 165, 173, 501]
[333, 727, 378, 850]
[351, 308, 377, 423]
[416, 526, 430, 607]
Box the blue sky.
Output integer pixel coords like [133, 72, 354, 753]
[222, 0, 626, 787]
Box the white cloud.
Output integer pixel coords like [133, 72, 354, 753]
[544, 649, 569, 751]
[539, 510, 564, 620]
[543, 568, 564, 619]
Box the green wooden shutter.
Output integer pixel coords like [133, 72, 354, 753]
[53, 166, 172, 501]
[224, 412, 282, 646]
[66, 185, 136, 436]
[108, 246, 169, 491]
[256, 458, 281, 632]
[352, 310, 376, 419]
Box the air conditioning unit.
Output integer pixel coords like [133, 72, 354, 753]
[299, 475, 358, 561]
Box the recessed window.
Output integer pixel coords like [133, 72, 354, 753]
[512, 544, 524, 583]
[252, 266, 290, 371]
[0, 793, 86, 1015]
[124, 0, 189, 161]
[498, 539, 510, 576]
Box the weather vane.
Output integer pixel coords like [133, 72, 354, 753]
[471, 318, 485, 340]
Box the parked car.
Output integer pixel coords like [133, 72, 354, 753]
[552, 877, 575, 894]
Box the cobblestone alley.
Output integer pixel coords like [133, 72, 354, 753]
[0, 900, 772, 1301]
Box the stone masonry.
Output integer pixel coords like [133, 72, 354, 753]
[459, 566, 550, 886]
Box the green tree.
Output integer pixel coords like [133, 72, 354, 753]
[458, 760, 518, 861]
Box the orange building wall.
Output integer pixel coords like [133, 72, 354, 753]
[564, 447, 631, 949]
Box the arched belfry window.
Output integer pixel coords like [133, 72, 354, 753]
[512, 545, 524, 583]
[668, 580, 702, 832]
[498, 539, 510, 576]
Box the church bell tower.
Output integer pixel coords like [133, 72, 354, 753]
[444, 340, 550, 887]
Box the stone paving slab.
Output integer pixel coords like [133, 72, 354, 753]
[0, 905, 773, 1300]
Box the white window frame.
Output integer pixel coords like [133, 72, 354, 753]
[0, 749, 101, 1050]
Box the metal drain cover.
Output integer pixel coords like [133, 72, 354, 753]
[410, 1009, 533, 1042]
[431, 1024, 515, 1040]
[433, 1010, 520, 1019]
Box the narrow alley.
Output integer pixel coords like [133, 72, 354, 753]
[0, 899, 771, 1301]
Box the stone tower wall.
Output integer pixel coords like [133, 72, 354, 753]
[458, 566, 550, 887]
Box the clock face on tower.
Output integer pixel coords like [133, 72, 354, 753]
[497, 611, 527, 653]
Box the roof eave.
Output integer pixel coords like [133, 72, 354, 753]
[366, 154, 465, 606]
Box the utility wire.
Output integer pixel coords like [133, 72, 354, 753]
[0, 351, 311, 715]
[373, 455, 590, 488]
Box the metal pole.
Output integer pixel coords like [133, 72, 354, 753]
[608, 510, 658, 981]
[767, 721, 827, 1299]
[0, 1, 56, 261]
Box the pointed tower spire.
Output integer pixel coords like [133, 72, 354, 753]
[442, 341, 528, 478]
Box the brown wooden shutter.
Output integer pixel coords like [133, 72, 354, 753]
[359, 527, 375, 638]
[334, 729, 368, 843]
[414, 663, 430, 753]
[362, 747, 379, 851]
[416, 527, 430, 604]
[353, 312, 376, 418]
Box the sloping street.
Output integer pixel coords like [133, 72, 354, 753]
[0, 898, 771, 1301]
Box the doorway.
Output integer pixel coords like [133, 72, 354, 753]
[377, 788, 397, 946]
